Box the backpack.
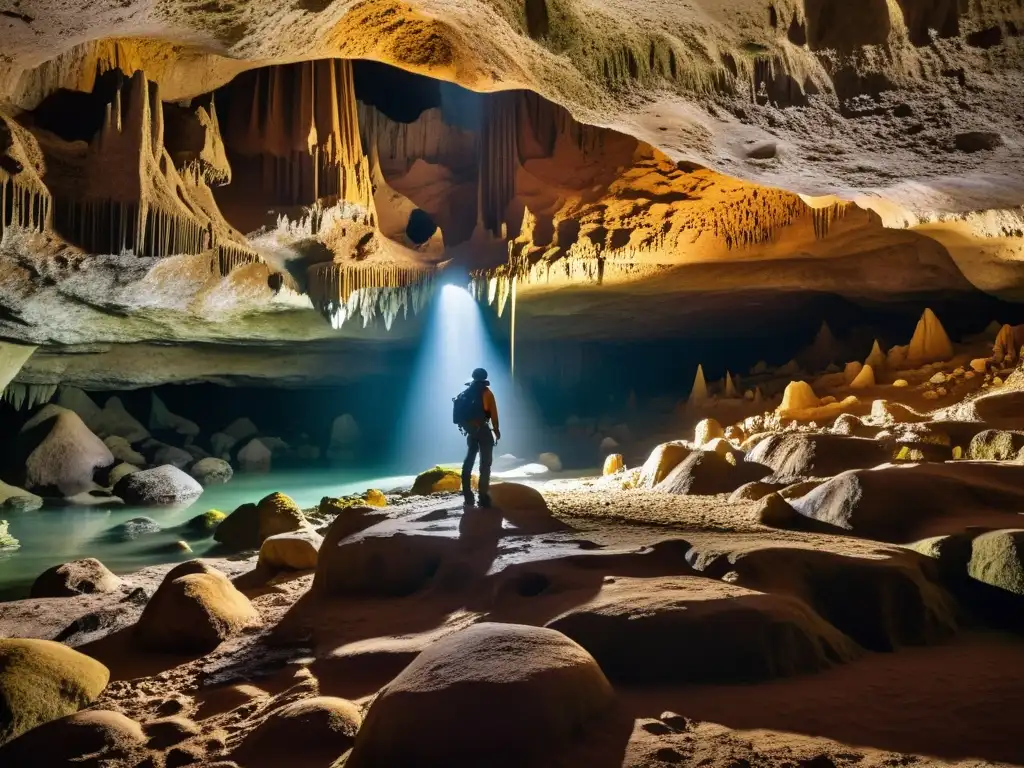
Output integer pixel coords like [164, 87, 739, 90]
[452, 384, 486, 434]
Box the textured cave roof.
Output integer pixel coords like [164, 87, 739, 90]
[1, 0, 1021, 217]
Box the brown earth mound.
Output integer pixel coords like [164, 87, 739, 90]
[746, 433, 889, 481]
[30, 557, 122, 598]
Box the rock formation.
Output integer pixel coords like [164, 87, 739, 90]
[906, 308, 955, 366]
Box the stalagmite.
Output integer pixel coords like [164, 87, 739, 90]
[690, 364, 708, 405]
[864, 340, 886, 370]
[724, 372, 738, 398]
[906, 308, 954, 366]
[849, 364, 875, 389]
[778, 381, 819, 414]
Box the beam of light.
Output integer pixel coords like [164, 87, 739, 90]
[391, 282, 540, 473]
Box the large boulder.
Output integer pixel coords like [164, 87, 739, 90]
[134, 561, 261, 653]
[258, 528, 323, 571]
[233, 696, 361, 766]
[345, 623, 614, 768]
[0, 480, 42, 511]
[745, 433, 889, 481]
[113, 465, 203, 506]
[411, 466, 463, 495]
[0, 709, 145, 764]
[214, 493, 307, 550]
[791, 462, 1024, 542]
[14, 405, 114, 496]
[139, 439, 194, 470]
[223, 417, 258, 442]
[968, 430, 1024, 462]
[94, 396, 149, 443]
[189, 457, 233, 486]
[105, 516, 161, 542]
[55, 386, 103, 431]
[657, 449, 766, 495]
[488, 482, 568, 534]
[103, 435, 145, 465]
[31, 558, 121, 598]
[966, 529, 1024, 596]
[237, 438, 272, 473]
[149, 393, 200, 438]
[693, 418, 724, 447]
[546, 576, 859, 684]
[637, 442, 692, 488]
[0, 638, 110, 746]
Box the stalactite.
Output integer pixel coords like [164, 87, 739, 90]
[811, 202, 849, 240]
[306, 262, 436, 329]
[358, 104, 477, 172]
[517, 91, 607, 159]
[0, 174, 52, 239]
[2, 382, 57, 411]
[222, 60, 374, 213]
[477, 92, 519, 238]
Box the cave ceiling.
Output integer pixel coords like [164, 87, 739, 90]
[0, 0, 1021, 388]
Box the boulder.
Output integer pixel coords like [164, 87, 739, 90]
[345, 623, 614, 768]
[0, 480, 42, 511]
[103, 435, 145, 465]
[141, 439, 194, 470]
[55, 386, 103, 431]
[0, 638, 110, 746]
[638, 442, 692, 488]
[233, 697, 361, 766]
[411, 466, 462, 495]
[0, 709, 144, 764]
[258, 528, 323, 571]
[113, 465, 203, 506]
[223, 417, 258, 442]
[906, 308, 954, 366]
[693, 417, 724, 447]
[237, 438, 272, 473]
[657, 450, 765, 496]
[777, 381, 820, 414]
[213, 503, 260, 549]
[149, 393, 200, 438]
[967, 529, 1024, 595]
[603, 453, 624, 475]
[0, 521, 18, 550]
[488, 482, 568, 534]
[106, 516, 161, 542]
[14, 405, 114, 496]
[756, 492, 800, 527]
[213, 493, 307, 550]
[209, 431, 236, 458]
[186, 509, 226, 536]
[95, 396, 149, 443]
[968, 429, 1024, 462]
[729, 480, 778, 502]
[791, 462, 1024, 542]
[30, 558, 121, 598]
[870, 399, 927, 424]
[106, 462, 140, 487]
[189, 457, 233, 486]
[538, 452, 562, 472]
[546, 577, 858, 684]
[143, 716, 202, 749]
[745, 433, 888, 481]
[134, 561, 261, 653]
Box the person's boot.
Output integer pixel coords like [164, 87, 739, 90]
[462, 494, 476, 508]
[478, 494, 492, 509]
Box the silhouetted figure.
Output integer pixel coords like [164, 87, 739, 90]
[452, 367, 501, 507]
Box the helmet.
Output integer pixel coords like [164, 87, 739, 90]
[471, 368, 488, 381]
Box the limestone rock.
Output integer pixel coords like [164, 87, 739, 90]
[969, 430, 1024, 462]
[185, 509, 226, 536]
[489, 482, 567, 534]
[693, 417, 724, 447]
[107, 462, 140, 487]
[213, 503, 261, 549]
[258, 528, 323, 571]
[756, 492, 799, 527]
[149, 393, 200, 438]
[906, 308, 954, 366]
[842, 361, 863, 385]
[538, 452, 562, 472]
[134, 561, 260, 653]
[777, 381, 819, 415]
[967, 530, 1024, 596]
[189, 457, 233, 486]
[729, 481, 778, 502]
[970, 358, 989, 373]
[209, 431, 236, 458]
[546, 576, 858, 684]
[223, 417, 258, 442]
[0, 481, 43, 511]
[411, 466, 462, 495]
[0, 521, 18, 550]
[0, 709, 144, 764]
[603, 454, 624, 475]
[143, 716, 202, 749]
[95, 397, 149, 443]
[746, 433, 887, 481]
[864, 340, 886, 370]
[345, 623, 613, 767]
[114, 465, 203, 506]
[237, 438, 272, 473]
[255, 492, 307, 541]
[0, 638, 110, 746]
[929, 371, 948, 384]
[141, 439, 194, 470]
[849, 364, 875, 389]
[103, 435, 145, 465]
[887, 345, 909, 370]
[893, 378, 909, 388]
[107, 516, 161, 542]
[233, 697, 361, 766]
[870, 399, 926, 424]
[15, 405, 114, 496]
[31, 558, 121, 598]
[724, 372, 738, 398]
[658, 450, 765, 496]
[638, 442, 692, 488]
[55, 386, 103, 431]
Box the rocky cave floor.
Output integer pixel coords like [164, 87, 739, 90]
[4, 322, 1024, 766]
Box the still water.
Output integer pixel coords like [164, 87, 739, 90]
[0, 468, 412, 600]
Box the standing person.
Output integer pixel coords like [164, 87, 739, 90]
[452, 367, 501, 507]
